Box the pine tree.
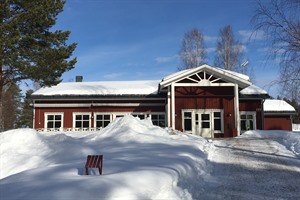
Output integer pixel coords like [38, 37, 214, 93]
[2, 82, 22, 130]
[0, 0, 77, 129]
[18, 89, 34, 128]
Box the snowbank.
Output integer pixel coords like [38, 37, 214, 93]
[2, 116, 300, 200]
[0, 115, 211, 200]
[240, 130, 300, 156]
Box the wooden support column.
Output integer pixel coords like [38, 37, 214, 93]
[171, 82, 175, 129]
[167, 86, 171, 127]
[234, 84, 240, 136]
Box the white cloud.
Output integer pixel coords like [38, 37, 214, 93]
[238, 30, 265, 42]
[102, 73, 123, 80]
[206, 47, 215, 53]
[155, 55, 178, 63]
[204, 35, 218, 43]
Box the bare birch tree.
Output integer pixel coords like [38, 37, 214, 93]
[179, 28, 206, 70]
[214, 25, 244, 73]
[252, 0, 300, 100]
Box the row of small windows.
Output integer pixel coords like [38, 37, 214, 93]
[45, 113, 166, 129]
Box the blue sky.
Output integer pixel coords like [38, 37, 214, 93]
[52, 0, 280, 97]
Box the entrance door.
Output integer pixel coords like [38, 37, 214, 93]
[183, 109, 223, 138]
[194, 112, 213, 138]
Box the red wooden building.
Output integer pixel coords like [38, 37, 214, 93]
[31, 64, 295, 138]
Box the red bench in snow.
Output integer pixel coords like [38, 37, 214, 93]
[85, 155, 103, 175]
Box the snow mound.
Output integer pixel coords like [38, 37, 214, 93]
[0, 129, 51, 179]
[95, 115, 169, 140]
[0, 116, 211, 200]
[240, 130, 300, 156]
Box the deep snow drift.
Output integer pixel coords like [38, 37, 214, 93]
[1, 116, 300, 199]
[0, 116, 211, 200]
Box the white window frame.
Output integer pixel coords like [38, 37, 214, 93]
[44, 112, 64, 129]
[94, 112, 112, 128]
[183, 111, 193, 132]
[73, 112, 91, 129]
[149, 113, 166, 127]
[110, 112, 166, 127]
[240, 111, 256, 132]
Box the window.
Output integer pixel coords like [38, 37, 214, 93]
[213, 112, 222, 131]
[73, 113, 91, 129]
[132, 114, 146, 120]
[240, 112, 256, 132]
[201, 114, 210, 128]
[151, 114, 165, 127]
[183, 112, 192, 131]
[45, 113, 63, 129]
[95, 114, 111, 128]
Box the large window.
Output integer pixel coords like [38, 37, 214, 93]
[240, 112, 256, 132]
[151, 114, 166, 127]
[95, 114, 111, 128]
[183, 112, 192, 131]
[213, 112, 222, 132]
[201, 114, 210, 128]
[45, 113, 63, 129]
[73, 113, 91, 129]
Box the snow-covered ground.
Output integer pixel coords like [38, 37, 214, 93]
[1, 116, 300, 199]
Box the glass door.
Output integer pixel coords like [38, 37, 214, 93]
[194, 112, 212, 138]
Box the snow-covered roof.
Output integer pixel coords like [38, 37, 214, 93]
[240, 84, 268, 95]
[162, 65, 250, 83]
[218, 68, 250, 81]
[264, 99, 295, 112]
[32, 80, 160, 96]
[160, 64, 251, 89]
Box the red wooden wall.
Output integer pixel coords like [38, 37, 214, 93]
[239, 100, 263, 129]
[173, 86, 235, 137]
[264, 115, 292, 130]
[34, 105, 165, 129]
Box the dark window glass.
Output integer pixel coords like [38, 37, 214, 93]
[202, 114, 209, 120]
[76, 115, 81, 120]
[249, 120, 254, 130]
[202, 122, 210, 128]
[104, 121, 110, 127]
[152, 121, 158, 126]
[75, 121, 81, 128]
[104, 115, 110, 120]
[184, 119, 192, 131]
[96, 121, 101, 128]
[241, 115, 246, 119]
[214, 112, 221, 118]
[159, 115, 165, 120]
[55, 122, 61, 128]
[48, 115, 54, 120]
[159, 121, 165, 127]
[83, 115, 89, 120]
[241, 120, 246, 131]
[83, 121, 89, 128]
[214, 119, 221, 130]
[152, 115, 158, 120]
[55, 115, 61, 120]
[47, 122, 54, 128]
[184, 112, 191, 118]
